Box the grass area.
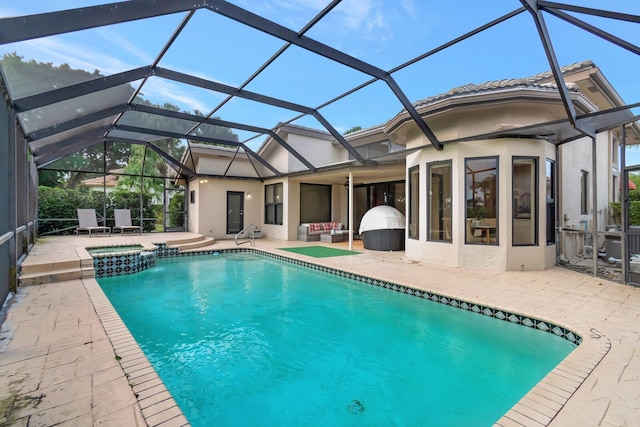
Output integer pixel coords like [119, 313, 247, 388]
[278, 245, 361, 258]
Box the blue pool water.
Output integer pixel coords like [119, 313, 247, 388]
[98, 253, 576, 426]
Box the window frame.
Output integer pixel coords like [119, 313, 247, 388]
[408, 166, 420, 240]
[426, 160, 452, 243]
[512, 156, 539, 247]
[264, 182, 283, 225]
[580, 170, 589, 215]
[300, 183, 331, 224]
[465, 156, 499, 245]
[546, 159, 556, 245]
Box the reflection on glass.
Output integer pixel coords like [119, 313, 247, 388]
[428, 161, 452, 242]
[265, 183, 283, 225]
[408, 167, 419, 239]
[546, 159, 555, 245]
[466, 157, 498, 244]
[300, 184, 330, 223]
[513, 158, 537, 246]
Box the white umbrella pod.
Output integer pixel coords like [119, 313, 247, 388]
[359, 205, 406, 251]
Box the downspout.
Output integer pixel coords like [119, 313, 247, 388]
[592, 136, 598, 277]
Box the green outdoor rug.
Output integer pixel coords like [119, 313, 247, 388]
[279, 245, 361, 258]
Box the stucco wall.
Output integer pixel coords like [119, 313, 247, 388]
[262, 143, 290, 174]
[406, 138, 558, 271]
[187, 181, 199, 233]
[289, 133, 346, 171]
[188, 178, 262, 240]
[559, 133, 611, 234]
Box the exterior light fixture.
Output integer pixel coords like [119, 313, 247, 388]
[200, 179, 208, 184]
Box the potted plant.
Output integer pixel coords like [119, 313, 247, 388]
[468, 206, 487, 226]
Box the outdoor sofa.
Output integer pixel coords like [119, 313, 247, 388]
[297, 222, 343, 241]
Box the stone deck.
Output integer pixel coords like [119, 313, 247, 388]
[1, 233, 639, 426]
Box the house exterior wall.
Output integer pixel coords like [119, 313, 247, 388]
[260, 132, 347, 174]
[184, 64, 624, 274]
[261, 143, 289, 174]
[405, 137, 558, 271]
[187, 178, 262, 240]
[287, 133, 347, 171]
[331, 184, 347, 227]
[284, 179, 300, 240]
[559, 133, 611, 233]
[188, 176, 351, 241]
[187, 181, 199, 233]
[197, 156, 254, 176]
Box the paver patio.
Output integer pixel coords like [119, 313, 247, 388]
[1, 233, 639, 426]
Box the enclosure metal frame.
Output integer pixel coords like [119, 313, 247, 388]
[1, 0, 640, 296]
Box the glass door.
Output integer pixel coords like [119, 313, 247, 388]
[227, 191, 244, 234]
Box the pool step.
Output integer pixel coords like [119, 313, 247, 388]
[19, 260, 95, 286]
[165, 235, 207, 246]
[19, 235, 216, 286]
[168, 236, 216, 252]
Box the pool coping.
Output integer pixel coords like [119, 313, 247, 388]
[86, 246, 611, 427]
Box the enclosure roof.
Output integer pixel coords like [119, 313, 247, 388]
[1, 1, 639, 179]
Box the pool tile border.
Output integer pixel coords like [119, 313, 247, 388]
[94, 246, 583, 343]
[171, 247, 584, 346]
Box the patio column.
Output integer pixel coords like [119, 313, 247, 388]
[592, 136, 598, 277]
[621, 125, 628, 283]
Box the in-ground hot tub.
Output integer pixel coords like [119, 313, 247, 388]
[359, 205, 405, 251]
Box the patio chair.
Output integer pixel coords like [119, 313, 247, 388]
[77, 209, 111, 237]
[113, 209, 142, 235]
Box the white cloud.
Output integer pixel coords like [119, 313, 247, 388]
[141, 78, 220, 113]
[20, 37, 130, 75]
[94, 27, 155, 65]
[321, 0, 419, 46]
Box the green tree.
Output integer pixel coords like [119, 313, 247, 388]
[344, 126, 362, 135]
[1, 52, 102, 98]
[168, 193, 185, 227]
[3, 53, 135, 188]
[37, 186, 103, 234]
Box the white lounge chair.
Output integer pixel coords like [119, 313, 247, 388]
[113, 209, 142, 235]
[77, 209, 110, 237]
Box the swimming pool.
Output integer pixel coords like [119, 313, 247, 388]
[98, 252, 577, 426]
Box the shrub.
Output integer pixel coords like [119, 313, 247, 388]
[168, 193, 185, 228]
[38, 186, 159, 234]
[108, 190, 157, 232]
[38, 186, 102, 234]
[609, 201, 640, 227]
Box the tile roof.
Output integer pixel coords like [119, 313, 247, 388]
[413, 60, 594, 108]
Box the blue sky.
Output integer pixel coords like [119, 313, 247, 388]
[1, 0, 639, 150]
